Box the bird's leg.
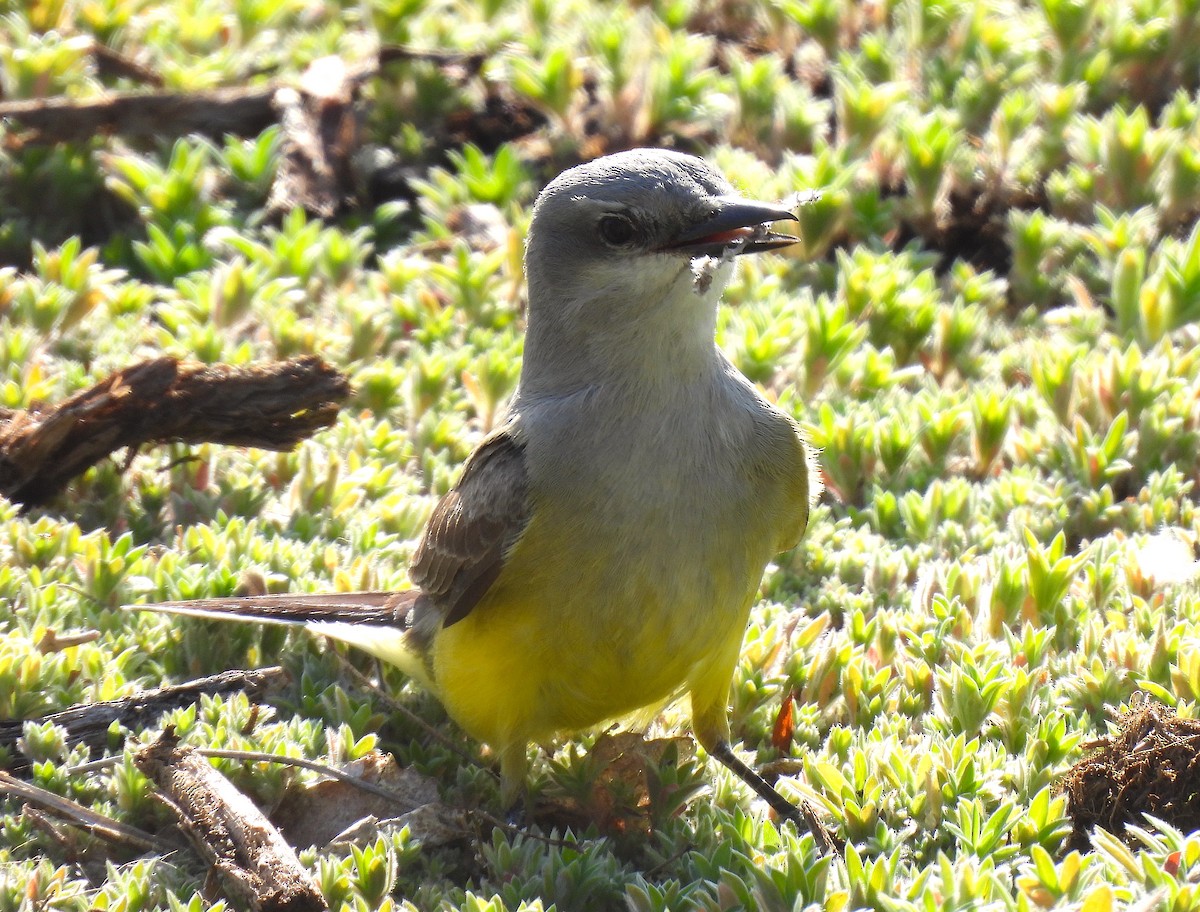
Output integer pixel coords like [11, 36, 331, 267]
[708, 740, 842, 856]
[499, 741, 531, 827]
[691, 654, 842, 855]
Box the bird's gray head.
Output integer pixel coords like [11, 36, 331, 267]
[520, 149, 797, 394]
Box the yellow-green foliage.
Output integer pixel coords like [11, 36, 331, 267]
[5, 0, 1200, 909]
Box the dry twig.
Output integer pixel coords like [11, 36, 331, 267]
[89, 40, 165, 87]
[0, 86, 278, 144]
[0, 667, 288, 774]
[0, 356, 350, 508]
[0, 770, 162, 852]
[0, 45, 486, 145]
[197, 747, 416, 805]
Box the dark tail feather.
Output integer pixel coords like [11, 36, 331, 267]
[125, 590, 420, 627]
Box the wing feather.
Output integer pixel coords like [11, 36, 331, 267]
[129, 591, 416, 626]
[410, 430, 530, 627]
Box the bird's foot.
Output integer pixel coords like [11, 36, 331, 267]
[500, 797, 531, 830]
[709, 740, 844, 856]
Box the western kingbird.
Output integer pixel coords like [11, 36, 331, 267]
[133, 149, 834, 852]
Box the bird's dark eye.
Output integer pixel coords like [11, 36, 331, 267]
[597, 214, 637, 247]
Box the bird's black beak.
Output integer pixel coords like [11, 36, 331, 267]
[665, 196, 799, 258]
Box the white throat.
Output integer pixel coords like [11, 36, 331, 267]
[518, 255, 734, 401]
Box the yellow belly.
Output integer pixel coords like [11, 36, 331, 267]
[429, 506, 767, 753]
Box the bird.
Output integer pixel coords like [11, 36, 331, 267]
[131, 148, 835, 853]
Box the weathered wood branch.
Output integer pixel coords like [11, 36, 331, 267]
[136, 729, 328, 912]
[0, 45, 486, 144]
[0, 356, 351, 508]
[0, 86, 278, 144]
[0, 667, 288, 774]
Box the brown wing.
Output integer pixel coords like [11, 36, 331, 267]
[410, 430, 530, 627]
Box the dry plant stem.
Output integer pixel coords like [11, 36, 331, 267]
[136, 729, 328, 912]
[0, 356, 350, 508]
[0, 770, 161, 852]
[67, 743, 417, 792]
[89, 40, 165, 87]
[20, 806, 74, 852]
[196, 748, 416, 805]
[0, 667, 288, 774]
